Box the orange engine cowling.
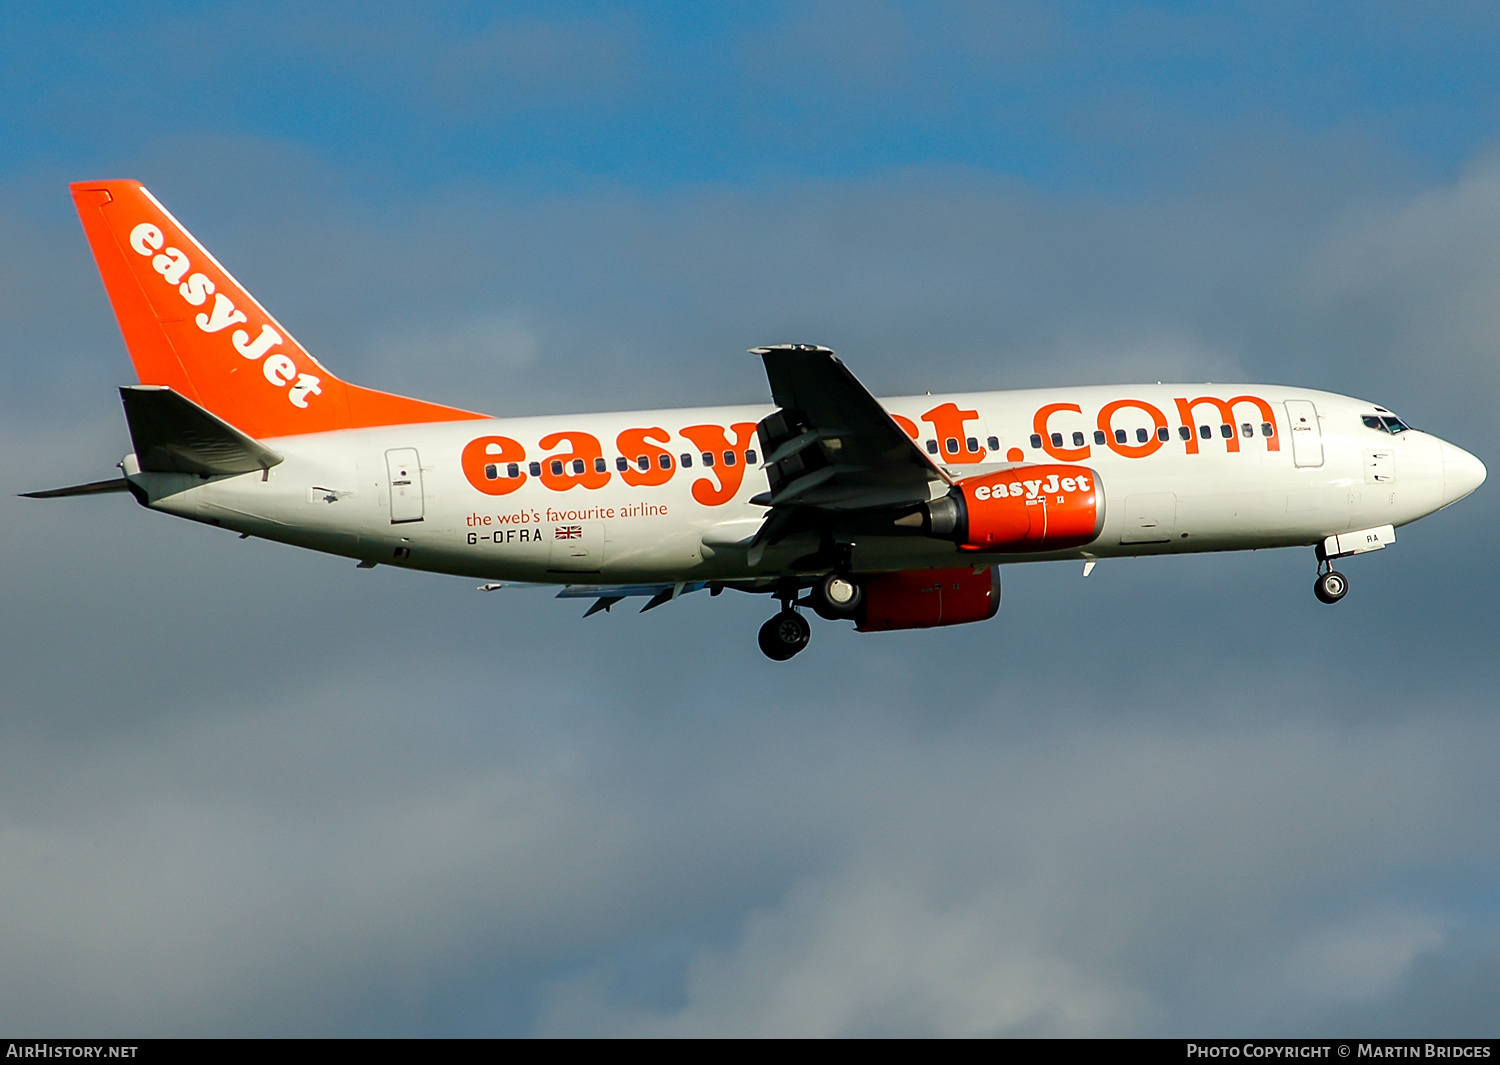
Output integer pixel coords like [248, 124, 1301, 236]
[922, 464, 1103, 552]
[856, 566, 1001, 632]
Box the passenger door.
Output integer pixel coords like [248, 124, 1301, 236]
[1284, 401, 1324, 468]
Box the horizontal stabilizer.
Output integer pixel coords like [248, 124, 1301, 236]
[121, 385, 283, 476]
[20, 477, 131, 499]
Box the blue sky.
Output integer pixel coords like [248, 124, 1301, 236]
[9, 2, 1500, 195]
[3, 1, 1500, 1037]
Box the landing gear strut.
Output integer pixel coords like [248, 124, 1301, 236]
[1313, 565, 1349, 604]
[759, 580, 811, 660]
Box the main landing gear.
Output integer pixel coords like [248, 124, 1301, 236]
[758, 573, 866, 660]
[758, 609, 811, 661]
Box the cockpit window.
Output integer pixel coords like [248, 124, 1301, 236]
[1363, 413, 1413, 434]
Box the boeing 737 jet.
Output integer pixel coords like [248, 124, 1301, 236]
[29, 182, 1488, 659]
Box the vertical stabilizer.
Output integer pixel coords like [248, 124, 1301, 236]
[71, 181, 486, 439]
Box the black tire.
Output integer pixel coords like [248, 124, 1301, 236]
[1314, 570, 1349, 604]
[811, 573, 864, 619]
[758, 610, 811, 660]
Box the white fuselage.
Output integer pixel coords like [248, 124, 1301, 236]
[123, 383, 1485, 584]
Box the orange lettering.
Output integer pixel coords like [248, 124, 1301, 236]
[1173, 396, 1280, 454]
[680, 422, 758, 506]
[1032, 402, 1090, 461]
[461, 435, 527, 496]
[891, 413, 920, 440]
[538, 431, 610, 491]
[615, 427, 676, 487]
[920, 402, 986, 462]
[1097, 399, 1167, 459]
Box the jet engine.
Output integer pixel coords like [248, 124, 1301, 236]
[854, 566, 1001, 632]
[909, 464, 1104, 553]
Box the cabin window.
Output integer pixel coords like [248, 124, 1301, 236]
[746, 449, 758, 464]
[483, 464, 498, 480]
[945, 437, 959, 454]
[507, 463, 520, 478]
[1114, 429, 1127, 444]
[1136, 428, 1149, 443]
[702, 452, 715, 466]
[1073, 431, 1086, 447]
[570, 459, 584, 474]
[1261, 423, 1274, 436]
[1199, 425, 1212, 439]
[616, 456, 629, 472]
[986, 436, 999, 451]
[1241, 423, 1253, 438]
[966, 437, 978, 453]
[1179, 426, 1191, 440]
[1094, 430, 1107, 445]
[1028, 435, 1042, 449]
[680, 453, 693, 467]
[1157, 426, 1170, 442]
[550, 460, 564, 476]
[722, 451, 736, 466]
[928, 439, 941, 454]
[1050, 432, 1063, 448]
[529, 462, 541, 477]
[636, 455, 649, 471]
[1220, 424, 1233, 438]
[659, 453, 673, 470]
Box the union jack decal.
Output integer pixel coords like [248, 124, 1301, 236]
[554, 525, 583, 539]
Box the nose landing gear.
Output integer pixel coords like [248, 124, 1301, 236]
[1314, 566, 1348, 604]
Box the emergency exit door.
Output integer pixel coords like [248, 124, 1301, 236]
[386, 448, 424, 524]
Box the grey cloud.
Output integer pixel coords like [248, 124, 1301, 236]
[1301, 152, 1500, 434]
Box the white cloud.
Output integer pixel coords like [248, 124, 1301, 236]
[537, 875, 1144, 1037]
[1284, 910, 1446, 1005]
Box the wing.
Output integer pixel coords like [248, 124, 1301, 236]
[750, 344, 947, 511]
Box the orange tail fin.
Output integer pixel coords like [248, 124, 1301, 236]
[71, 180, 486, 439]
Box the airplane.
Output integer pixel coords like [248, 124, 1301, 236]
[27, 181, 1488, 660]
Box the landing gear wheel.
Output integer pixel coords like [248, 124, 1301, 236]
[1314, 569, 1349, 604]
[759, 610, 811, 660]
[812, 572, 864, 619]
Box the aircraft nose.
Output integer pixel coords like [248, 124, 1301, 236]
[1441, 441, 1487, 504]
